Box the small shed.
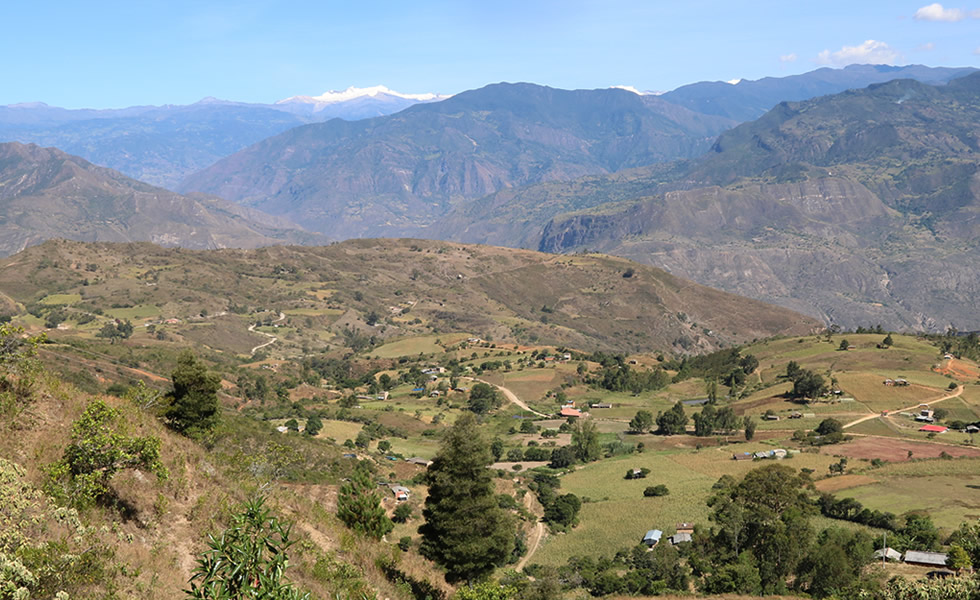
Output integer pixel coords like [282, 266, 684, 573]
[874, 547, 902, 562]
[966, 425, 980, 434]
[675, 523, 695, 534]
[732, 452, 753, 461]
[406, 457, 432, 467]
[642, 529, 663, 547]
[770, 449, 788, 459]
[390, 485, 410, 502]
[590, 403, 613, 409]
[669, 532, 692, 545]
[904, 551, 948, 567]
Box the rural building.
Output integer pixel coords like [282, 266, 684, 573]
[669, 532, 692, 545]
[764, 414, 779, 421]
[276, 426, 289, 433]
[560, 407, 583, 418]
[915, 414, 935, 423]
[376, 391, 389, 401]
[919, 424, 948, 433]
[676, 523, 695, 534]
[342, 453, 357, 459]
[429, 390, 441, 397]
[894, 379, 909, 386]
[883, 379, 894, 386]
[642, 529, 663, 547]
[904, 551, 948, 567]
[753, 451, 770, 460]
[770, 449, 788, 459]
[789, 412, 802, 419]
[966, 425, 980, 434]
[732, 452, 754, 461]
[390, 485, 410, 502]
[406, 457, 432, 467]
[874, 548, 902, 562]
[590, 403, 613, 409]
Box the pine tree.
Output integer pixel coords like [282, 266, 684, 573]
[165, 351, 221, 434]
[337, 462, 393, 539]
[419, 413, 515, 583]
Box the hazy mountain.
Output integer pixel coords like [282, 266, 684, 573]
[532, 74, 980, 331]
[659, 63, 977, 122]
[179, 82, 737, 239]
[0, 87, 444, 188]
[0, 142, 322, 256]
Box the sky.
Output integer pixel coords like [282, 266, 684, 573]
[2, 0, 979, 108]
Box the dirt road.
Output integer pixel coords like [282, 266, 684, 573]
[843, 384, 963, 429]
[517, 489, 546, 571]
[247, 311, 285, 355]
[468, 377, 549, 418]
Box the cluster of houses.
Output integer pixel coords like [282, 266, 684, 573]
[642, 523, 694, 548]
[732, 448, 790, 461]
[559, 400, 585, 418]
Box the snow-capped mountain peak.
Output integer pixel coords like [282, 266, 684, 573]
[277, 85, 446, 107]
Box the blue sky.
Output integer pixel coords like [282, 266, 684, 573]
[2, 1, 978, 108]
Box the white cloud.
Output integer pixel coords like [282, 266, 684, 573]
[779, 53, 798, 63]
[916, 42, 936, 51]
[914, 3, 966, 21]
[816, 40, 901, 66]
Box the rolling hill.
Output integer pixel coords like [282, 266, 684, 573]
[0, 238, 818, 355]
[0, 142, 322, 256]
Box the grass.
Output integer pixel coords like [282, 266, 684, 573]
[39, 293, 82, 305]
[313, 420, 364, 443]
[838, 471, 980, 530]
[106, 304, 162, 321]
[372, 334, 471, 359]
[530, 444, 839, 565]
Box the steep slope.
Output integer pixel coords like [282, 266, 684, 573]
[0, 239, 818, 354]
[535, 74, 980, 330]
[0, 142, 322, 256]
[178, 83, 736, 239]
[659, 63, 976, 121]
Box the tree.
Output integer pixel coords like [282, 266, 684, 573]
[165, 351, 221, 435]
[468, 383, 501, 415]
[544, 493, 581, 531]
[744, 417, 756, 441]
[337, 462, 393, 539]
[947, 544, 973, 571]
[304, 415, 322, 436]
[693, 404, 717, 437]
[795, 528, 873, 598]
[785, 361, 801, 380]
[50, 398, 167, 507]
[791, 369, 826, 400]
[570, 419, 601, 462]
[419, 413, 515, 583]
[656, 402, 688, 435]
[549, 445, 576, 469]
[629, 410, 654, 433]
[881, 333, 894, 348]
[643, 485, 669, 497]
[708, 464, 813, 593]
[393, 503, 413, 524]
[187, 496, 309, 599]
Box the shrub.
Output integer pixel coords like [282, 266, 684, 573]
[643, 485, 669, 497]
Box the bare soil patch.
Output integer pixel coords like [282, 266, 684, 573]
[826, 436, 980, 462]
[934, 357, 980, 381]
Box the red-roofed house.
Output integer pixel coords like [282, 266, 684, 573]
[560, 407, 583, 418]
[919, 424, 948, 433]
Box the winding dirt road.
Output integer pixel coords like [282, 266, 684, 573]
[247, 311, 285, 355]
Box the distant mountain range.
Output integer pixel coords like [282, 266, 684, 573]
[0, 142, 320, 256]
[179, 83, 737, 239]
[446, 73, 980, 331]
[0, 86, 445, 188]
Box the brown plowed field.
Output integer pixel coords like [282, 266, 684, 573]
[934, 357, 980, 380]
[825, 436, 980, 462]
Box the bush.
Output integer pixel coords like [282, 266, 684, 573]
[643, 485, 669, 497]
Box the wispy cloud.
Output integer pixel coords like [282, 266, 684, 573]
[779, 53, 798, 63]
[816, 40, 901, 66]
[975, 46, 980, 55]
[916, 42, 936, 51]
[914, 3, 966, 21]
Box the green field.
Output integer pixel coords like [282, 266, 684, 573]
[312, 419, 364, 443]
[837, 458, 980, 530]
[106, 304, 162, 321]
[531, 445, 839, 565]
[372, 334, 471, 359]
